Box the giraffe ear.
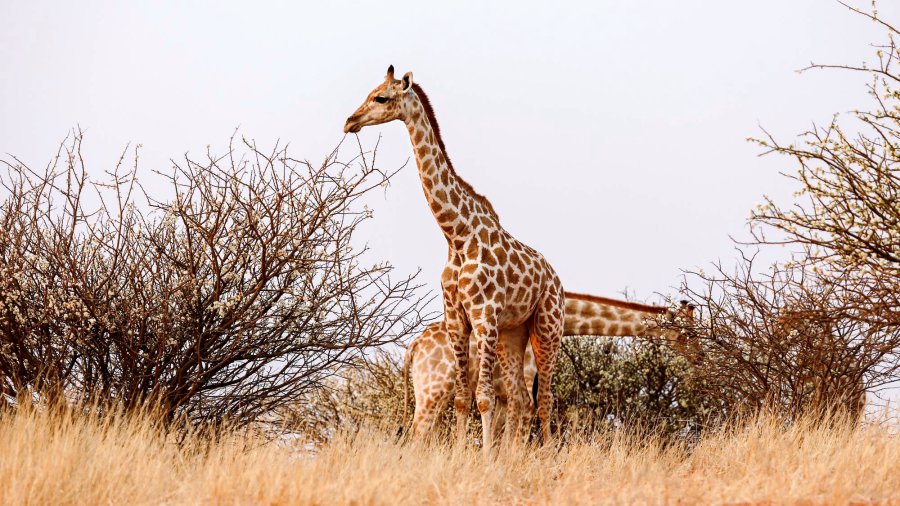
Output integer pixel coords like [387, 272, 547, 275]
[401, 71, 414, 92]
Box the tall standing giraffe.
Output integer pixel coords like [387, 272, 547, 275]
[344, 66, 565, 451]
[403, 295, 696, 440]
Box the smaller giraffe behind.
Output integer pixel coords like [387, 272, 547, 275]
[402, 321, 537, 440]
[403, 294, 697, 440]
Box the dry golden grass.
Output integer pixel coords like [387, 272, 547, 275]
[1, 404, 899, 505]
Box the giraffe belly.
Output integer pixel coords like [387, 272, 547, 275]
[497, 265, 543, 329]
[497, 301, 536, 329]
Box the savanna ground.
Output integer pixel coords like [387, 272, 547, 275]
[2, 403, 899, 505]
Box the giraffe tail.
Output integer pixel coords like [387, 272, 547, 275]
[400, 338, 419, 436]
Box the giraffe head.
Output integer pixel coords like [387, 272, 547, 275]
[676, 300, 696, 325]
[667, 300, 701, 360]
[344, 65, 415, 133]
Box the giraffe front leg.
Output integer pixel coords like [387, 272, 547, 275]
[472, 321, 500, 457]
[492, 337, 510, 446]
[444, 309, 470, 447]
[448, 325, 470, 447]
[441, 261, 473, 448]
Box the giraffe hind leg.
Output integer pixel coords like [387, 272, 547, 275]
[529, 290, 565, 445]
[412, 382, 453, 442]
[498, 325, 529, 448]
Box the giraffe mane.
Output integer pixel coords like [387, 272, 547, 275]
[564, 291, 669, 314]
[410, 82, 500, 220]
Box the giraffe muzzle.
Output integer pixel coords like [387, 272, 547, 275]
[344, 116, 362, 134]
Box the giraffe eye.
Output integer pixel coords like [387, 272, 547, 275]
[374, 96, 388, 104]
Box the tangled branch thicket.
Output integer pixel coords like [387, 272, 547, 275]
[683, 256, 896, 420]
[751, 4, 900, 292]
[0, 131, 428, 429]
[681, 4, 900, 420]
[285, 352, 408, 442]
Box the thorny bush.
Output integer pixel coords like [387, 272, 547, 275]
[0, 131, 428, 430]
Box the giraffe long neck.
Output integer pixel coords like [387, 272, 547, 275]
[403, 89, 498, 249]
[563, 293, 670, 337]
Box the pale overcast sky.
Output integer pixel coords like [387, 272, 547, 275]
[2, 1, 896, 309]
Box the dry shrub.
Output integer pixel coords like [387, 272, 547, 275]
[750, 1, 900, 317]
[285, 352, 408, 442]
[681, 4, 900, 421]
[682, 257, 896, 420]
[0, 131, 428, 429]
[553, 336, 722, 439]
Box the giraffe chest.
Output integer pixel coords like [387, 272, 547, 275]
[444, 235, 545, 328]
